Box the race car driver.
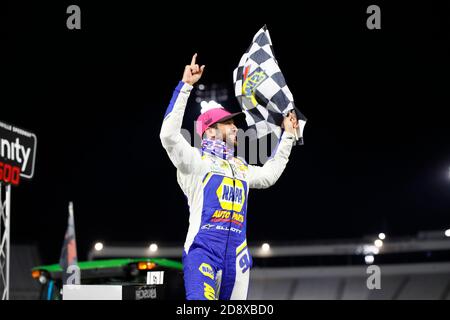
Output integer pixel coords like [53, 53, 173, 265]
[160, 54, 298, 300]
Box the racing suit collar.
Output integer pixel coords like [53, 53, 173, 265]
[201, 138, 234, 160]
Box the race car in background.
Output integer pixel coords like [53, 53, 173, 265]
[31, 258, 185, 300]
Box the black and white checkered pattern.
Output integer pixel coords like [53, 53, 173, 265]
[233, 25, 307, 145]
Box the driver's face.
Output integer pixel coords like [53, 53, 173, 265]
[216, 119, 238, 147]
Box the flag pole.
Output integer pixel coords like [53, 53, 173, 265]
[294, 127, 299, 141]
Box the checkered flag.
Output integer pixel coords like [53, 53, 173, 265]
[233, 25, 307, 145]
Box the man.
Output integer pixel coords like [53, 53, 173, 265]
[160, 54, 298, 300]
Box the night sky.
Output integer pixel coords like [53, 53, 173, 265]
[3, 1, 450, 263]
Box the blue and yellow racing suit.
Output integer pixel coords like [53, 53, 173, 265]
[160, 81, 295, 300]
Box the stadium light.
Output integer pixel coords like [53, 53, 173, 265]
[200, 100, 222, 111]
[374, 239, 383, 248]
[445, 229, 450, 238]
[365, 255, 375, 264]
[378, 233, 386, 240]
[357, 244, 379, 255]
[261, 243, 270, 252]
[149, 243, 158, 252]
[94, 242, 104, 251]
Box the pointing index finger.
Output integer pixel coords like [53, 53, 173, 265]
[191, 53, 197, 66]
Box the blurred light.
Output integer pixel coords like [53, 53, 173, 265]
[374, 239, 383, 248]
[138, 262, 156, 270]
[357, 244, 380, 255]
[378, 233, 386, 240]
[94, 242, 104, 251]
[445, 229, 450, 237]
[39, 275, 48, 284]
[149, 243, 158, 252]
[365, 255, 375, 264]
[31, 270, 40, 279]
[261, 243, 270, 252]
[198, 84, 205, 90]
[200, 100, 222, 112]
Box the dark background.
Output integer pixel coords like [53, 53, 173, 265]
[2, 1, 450, 263]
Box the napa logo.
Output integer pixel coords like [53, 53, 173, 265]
[199, 263, 214, 280]
[216, 177, 245, 213]
[242, 67, 268, 107]
[204, 282, 216, 300]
